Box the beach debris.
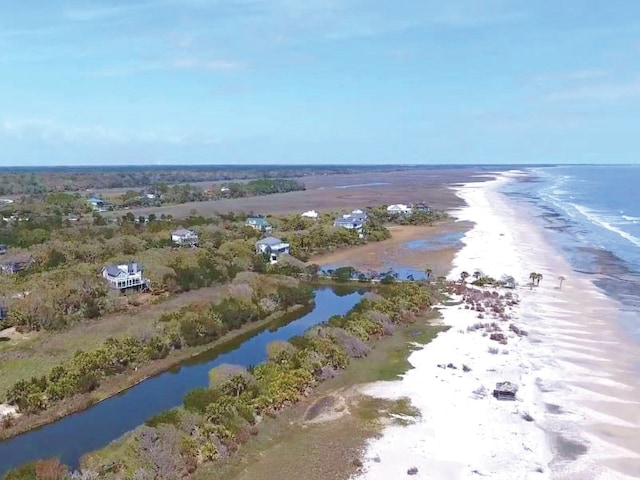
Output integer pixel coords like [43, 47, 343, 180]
[509, 324, 528, 336]
[472, 386, 488, 399]
[463, 364, 472, 372]
[446, 363, 457, 369]
[488, 347, 499, 354]
[493, 381, 518, 401]
[521, 412, 535, 422]
[489, 332, 507, 344]
[373, 455, 381, 463]
[407, 467, 419, 475]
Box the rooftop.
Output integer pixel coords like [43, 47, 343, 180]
[256, 236, 287, 247]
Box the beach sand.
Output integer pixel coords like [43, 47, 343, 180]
[353, 173, 640, 479]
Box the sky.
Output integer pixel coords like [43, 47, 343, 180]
[1, 0, 640, 166]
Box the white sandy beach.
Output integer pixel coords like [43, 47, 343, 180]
[353, 173, 640, 480]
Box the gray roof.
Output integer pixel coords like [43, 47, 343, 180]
[104, 265, 124, 277]
[104, 262, 140, 277]
[256, 236, 285, 247]
[172, 228, 196, 236]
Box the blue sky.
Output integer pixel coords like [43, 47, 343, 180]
[1, 0, 640, 166]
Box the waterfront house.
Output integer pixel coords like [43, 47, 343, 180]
[256, 236, 290, 263]
[413, 202, 432, 213]
[101, 262, 149, 290]
[171, 228, 199, 247]
[246, 216, 273, 233]
[333, 209, 368, 231]
[387, 204, 413, 215]
[301, 210, 319, 219]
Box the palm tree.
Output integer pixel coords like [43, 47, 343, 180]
[558, 275, 565, 289]
[424, 268, 433, 282]
[460, 271, 470, 283]
[529, 272, 537, 289]
[473, 270, 483, 280]
[536, 273, 543, 286]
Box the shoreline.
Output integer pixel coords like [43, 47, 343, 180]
[353, 172, 640, 479]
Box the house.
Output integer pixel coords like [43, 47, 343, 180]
[0, 259, 31, 275]
[255, 236, 290, 263]
[171, 228, 199, 247]
[101, 262, 149, 290]
[246, 216, 273, 233]
[413, 202, 432, 213]
[387, 204, 413, 215]
[301, 210, 319, 219]
[88, 197, 108, 212]
[0, 244, 6, 255]
[333, 209, 368, 231]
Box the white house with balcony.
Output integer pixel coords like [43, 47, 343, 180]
[256, 237, 290, 264]
[171, 228, 199, 247]
[387, 204, 413, 215]
[102, 262, 149, 290]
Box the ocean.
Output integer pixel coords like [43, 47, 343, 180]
[501, 165, 640, 341]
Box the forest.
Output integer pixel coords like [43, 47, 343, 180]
[0, 165, 412, 195]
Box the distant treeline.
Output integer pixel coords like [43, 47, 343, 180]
[0, 165, 413, 195]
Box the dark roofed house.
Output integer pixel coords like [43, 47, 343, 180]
[256, 236, 290, 264]
[171, 228, 199, 247]
[413, 202, 432, 213]
[102, 261, 149, 291]
[0, 255, 32, 275]
[246, 216, 273, 233]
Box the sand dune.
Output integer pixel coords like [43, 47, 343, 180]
[353, 172, 640, 480]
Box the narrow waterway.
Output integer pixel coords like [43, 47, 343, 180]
[0, 287, 365, 475]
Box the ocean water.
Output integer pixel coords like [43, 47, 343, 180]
[502, 165, 640, 340]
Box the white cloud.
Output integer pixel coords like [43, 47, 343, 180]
[546, 78, 640, 101]
[1, 118, 219, 145]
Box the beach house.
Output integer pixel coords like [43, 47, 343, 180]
[246, 216, 273, 233]
[333, 209, 368, 231]
[413, 202, 432, 213]
[0, 255, 32, 275]
[88, 197, 108, 212]
[387, 204, 413, 215]
[101, 262, 149, 290]
[255, 236, 290, 263]
[171, 228, 199, 247]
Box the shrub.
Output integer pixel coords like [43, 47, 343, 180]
[145, 408, 182, 428]
[183, 388, 221, 414]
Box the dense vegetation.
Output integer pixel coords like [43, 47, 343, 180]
[0, 165, 411, 195]
[4, 283, 314, 414]
[2, 283, 434, 479]
[116, 178, 305, 209]
[1, 204, 425, 333]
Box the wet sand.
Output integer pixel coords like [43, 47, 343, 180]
[309, 222, 471, 279]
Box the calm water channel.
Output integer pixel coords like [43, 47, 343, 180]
[0, 287, 365, 475]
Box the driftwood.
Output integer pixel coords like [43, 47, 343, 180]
[493, 381, 518, 400]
